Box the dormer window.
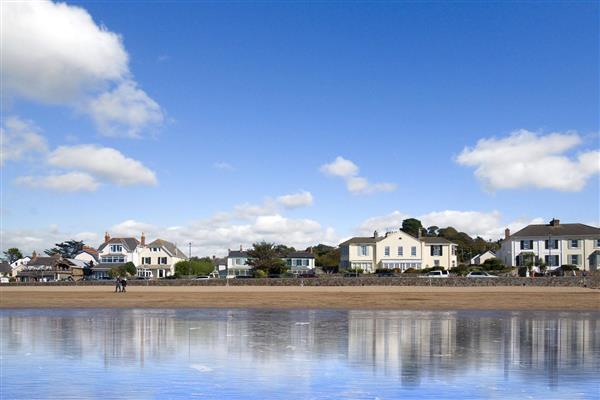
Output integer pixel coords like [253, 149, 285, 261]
[151, 247, 160, 252]
[109, 245, 122, 253]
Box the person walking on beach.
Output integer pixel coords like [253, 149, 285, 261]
[115, 276, 122, 293]
[121, 277, 127, 293]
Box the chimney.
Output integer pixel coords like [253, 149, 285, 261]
[240, 244, 243, 251]
[104, 232, 110, 243]
[417, 228, 422, 239]
[373, 230, 379, 238]
[212, 255, 216, 260]
[32, 250, 37, 260]
[140, 232, 146, 246]
[550, 218, 560, 227]
[504, 228, 510, 240]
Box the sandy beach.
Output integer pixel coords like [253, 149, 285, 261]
[1, 286, 598, 310]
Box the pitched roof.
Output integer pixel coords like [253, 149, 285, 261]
[28, 255, 60, 266]
[228, 250, 248, 258]
[147, 239, 187, 258]
[286, 251, 315, 259]
[420, 236, 455, 244]
[97, 238, 140, 252]
[510, 223, 600, 238]
[339, 236, 384, 246]
[0, 262, 11, 274]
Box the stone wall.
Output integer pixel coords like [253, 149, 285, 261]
[5, 276, 599, 289]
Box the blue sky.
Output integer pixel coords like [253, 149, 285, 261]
[1, 1, 598, 255]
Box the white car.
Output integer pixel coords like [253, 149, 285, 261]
[420, 270, 449, 278]
[466, 271, 497, 278]
[194, 275, 211, 280]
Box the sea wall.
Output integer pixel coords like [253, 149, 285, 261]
[6, 276, 599, 289]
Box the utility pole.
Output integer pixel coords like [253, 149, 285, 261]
[188, 242, 192, 278]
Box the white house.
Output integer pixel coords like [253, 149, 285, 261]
[339, 230, 458, 273]
[226, 248, 251, 277]
[9, 256, 31, 277]
[497, 219, 600, 271]
[74, 247, 99, 265]
[470, 250, 496, 265]
[97, 232, 140, 265]
[136, 235, 187, 278]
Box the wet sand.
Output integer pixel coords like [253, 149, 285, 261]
[1, 286, 598, 310]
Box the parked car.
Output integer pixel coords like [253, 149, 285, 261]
[194, 275, 211, 280]
[466, 271, 497, 278]
[298, 273, 317, 278]
[235, 275, 253, 279]
[0, 277, 9, 284]
[377, 271, 395, 277]
[420, 270, 449, 278]
[548, 268, 565, 277]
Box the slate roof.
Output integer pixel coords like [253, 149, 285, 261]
[510, 223, 600, 238]
[420, 237, 455, 244]
[97, 238, 140, 252]
[228, 250, 249, 258]
[147, 239, 187, 258]
[339, 236, 384, 246]
[0, 262, 11, 274]
[212, 257, 227, 266]
[286, 251, 315, 259]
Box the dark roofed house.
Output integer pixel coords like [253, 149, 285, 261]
[284, 251, 316, 274]
[497, 219, 600, 270]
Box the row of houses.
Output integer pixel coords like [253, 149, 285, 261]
[2, 219, 599, 281]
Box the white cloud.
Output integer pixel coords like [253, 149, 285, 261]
[86, 81, 164, 137]
[213, 161, 235, 171]
[0, 225, 100, 256]
[233, 200, 278, 220]
[456, 130, 600, 191]
[0, 116, 48, 165]
[320, 156, 397, 195]
[277, 191, 314, 208]
[1, 0, 163, 136]
[15, 172, 100, 192]
[357, 209, 545, 240]
[48, 144, 157, 186]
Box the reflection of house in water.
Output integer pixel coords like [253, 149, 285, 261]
[347, 311, 599, 388]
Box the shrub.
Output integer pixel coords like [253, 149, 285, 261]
[403, 268, 419, 274]
[481, 258, 505, 271]
[253, 269, 267, 278]
[347, 268, 364, 274]
[560, 264, 579, 271]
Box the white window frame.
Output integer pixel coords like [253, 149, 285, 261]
[384, 246, 390, 256]
[397, 246, 403, 256]
[411, 246, 417, 256]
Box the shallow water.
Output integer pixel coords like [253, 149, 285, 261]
[1, 309, 599, 399]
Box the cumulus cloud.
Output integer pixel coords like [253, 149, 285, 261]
[456, 130, 600, 191]
[86, 81, 164, 137]
[0, 116, 48, 165]
[1, 0, 163, 136]
[277, 191, 314, 208]
[357, 209, 545, 240]
[48, 144, 157, 186]
[0, 225, 100, 255]
[320, 156, 397, 195]
[15, 172, 99, 192]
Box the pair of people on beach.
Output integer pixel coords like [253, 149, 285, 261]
[114, 277, 127, 293]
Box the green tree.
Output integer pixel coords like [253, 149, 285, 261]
[273, 244, 296, 257]
[175, 259, 214, 276]
[45, 240, 85, 258]
[401, 218, 423, 237]
[108, 262, 137, 278]
[246, 241, 286, 274]
[3, 248, 23, 263]
[426, 226, 439, 237]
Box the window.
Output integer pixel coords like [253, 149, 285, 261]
[544, 255, 559, 267]
[142, 257, 151, 265]
[302, 259, 309, 267]
[235, 258, 245, 265]
[358, 246, 369, 256]
[431, 246, 442, 256]
[151, 247, 160, 252]
[286, 259, 292, 266]
[109, 245, 122, 253]
[384, 246, 390, 256]
[101, 256, 125, 263]
[570, 255, 580, 265]
[158, 257, 167, 265]
[545, 240, 559, 250]
[411, 246, 417, 256]
[295, 259, 302, 267]
[397, 246, 403, 256]
[596, 239, 600, 248]
[452, 246, 457, 256]
[520, 240, 533, 250]
[570, 240, 579, 249]
[434, 260, 440, 266]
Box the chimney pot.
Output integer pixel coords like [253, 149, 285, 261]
[104, 232, 110, 243]
[374, 230, 379, 238]
[141, 232, 146, 246]
[550, 219, 560, 227]
[504, 228, 510, 240]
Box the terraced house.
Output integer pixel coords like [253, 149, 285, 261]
[497, 219, 600, 271]
[339, 230, 458, 273]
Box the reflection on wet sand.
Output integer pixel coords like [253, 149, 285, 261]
[1, 309, 598, 398]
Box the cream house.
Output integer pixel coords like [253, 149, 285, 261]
[136, 235, 187, 278]
[340, 230, 458, 273]
[497, 219, 600, 271]
[470, 250, 497, 265]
